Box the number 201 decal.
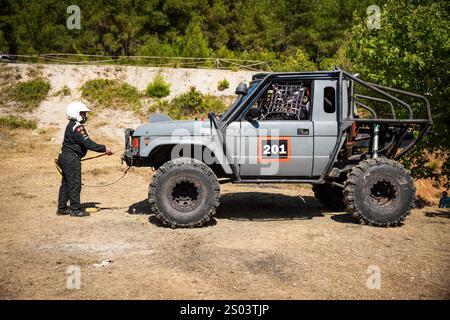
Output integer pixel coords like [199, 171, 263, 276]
[258, 136, 291, 162]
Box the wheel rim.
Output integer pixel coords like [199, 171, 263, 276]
[369, 180, 397, 205]
[169, 179, 201, 211]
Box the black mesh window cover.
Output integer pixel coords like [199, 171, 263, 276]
[263, 83, 308, 120]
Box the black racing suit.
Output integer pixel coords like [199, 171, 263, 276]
[57, 120, 106, 211]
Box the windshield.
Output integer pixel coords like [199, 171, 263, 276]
[219, 81, 259, 122]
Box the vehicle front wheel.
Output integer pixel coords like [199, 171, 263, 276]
[343, 158, 415, 227]
[148, 157, 220, 228]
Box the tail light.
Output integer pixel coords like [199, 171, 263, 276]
[132, 137, 139, 149]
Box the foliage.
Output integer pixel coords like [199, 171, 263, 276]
[0, 115, 37, 129]
[276, 48, 316, 72]
[345, 0, 449, 185]
[1, 0, 448, 184]
[54, 85, 71, 97]
[217, 78, 229, 91]
[148, 99, 170, 114]
[81, 79, 141, 113]
[146, 74, 171, 98]
[177, 21, 212, 58]
[3, 79, 50, 111]
[0, 0, 380, 69]
[165, 87, 226, 119]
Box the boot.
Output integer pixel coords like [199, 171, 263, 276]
[56, 208, 71, 215]
[70, 210, 90, 217]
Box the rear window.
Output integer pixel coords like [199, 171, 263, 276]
[324, 87, 336, 113]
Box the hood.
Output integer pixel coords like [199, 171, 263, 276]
[133, 119, 211, 137]
[148, 113, 172, 123]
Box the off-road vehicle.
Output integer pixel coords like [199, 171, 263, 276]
[122, 69, 432, 228]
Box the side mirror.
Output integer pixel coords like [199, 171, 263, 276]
[235, 82, 248, 95]
[246, 108, 261, 121]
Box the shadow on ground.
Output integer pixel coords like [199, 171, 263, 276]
[215, 192, 326, 221]
[81, 202, 100, 209]
[425, 209, 450, 219]
[126, 192, 355, 227]
[330, 213, 359, 224]
[81, 202, 128, 212]
[127, 199, 152, 215]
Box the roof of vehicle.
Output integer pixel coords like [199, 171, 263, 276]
[252, 70, 342, 81]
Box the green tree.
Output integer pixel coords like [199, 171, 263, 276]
[177, 21, 212, 58]
[277, 48, 316, 71]
[345, 0, 450, 184]
[0, 30, 8, 52]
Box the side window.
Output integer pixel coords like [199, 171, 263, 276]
[324, 87, 336, 113]
[252, 82, 311, 121]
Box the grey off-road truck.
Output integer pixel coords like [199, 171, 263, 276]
[122, 69, 432, 228]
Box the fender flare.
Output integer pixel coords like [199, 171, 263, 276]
[141, 136, 233, 174]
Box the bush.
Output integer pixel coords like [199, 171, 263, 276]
[0, 115, 37, 129]
[54, 86, 71, 97]
[217, 78, 229, 91]
[145, 74, 170, 98]
[148, 99, 170, 114]
[169, 87, 203, 118]
[81, 79, 141, 113]
[6, 79, 50, 111]
[276, 48, 316, 72]
[202, 95, 228, 114]
[168, 87, 226, 119]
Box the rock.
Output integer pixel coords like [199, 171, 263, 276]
[93, 259, 113, 268]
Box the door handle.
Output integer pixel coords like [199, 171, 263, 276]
[297, 128, 309, 135]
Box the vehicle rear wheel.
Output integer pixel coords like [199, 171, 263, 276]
[312, 183, 345, 210]
[148, 157, 220, 228]
[343, 158, 415, 227]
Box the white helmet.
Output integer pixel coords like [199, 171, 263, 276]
[66, 101, 91, 122]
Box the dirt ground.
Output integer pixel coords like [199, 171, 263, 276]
[0, 125, 449, 300]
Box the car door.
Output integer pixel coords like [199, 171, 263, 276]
[237, 81, 314, 177]
[239, 119, 313, 177]
[311, 80, 339, 176]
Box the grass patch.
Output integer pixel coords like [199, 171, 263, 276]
[0, 116, 37, 130]
[54, 86, 71, 97]
[217, 78, 230, 91]
[145, 74, 170, 98]
[0, 65, 21, 82]
[165, 87, 227, 119]
[26, 66, 43, 78]
[2, 79, 50, 112]
[148, 99, 170, 114]
[81, 79, 142, 113]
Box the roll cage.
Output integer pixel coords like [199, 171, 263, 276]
[209, 69, 432, 183]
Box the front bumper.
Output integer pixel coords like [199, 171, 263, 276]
[121, 150, 134, 166]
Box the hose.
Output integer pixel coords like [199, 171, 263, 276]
[54, 148, 130, 188]
[81, 166, 130, 188]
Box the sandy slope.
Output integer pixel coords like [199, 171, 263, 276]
[1, 63, 255, 98]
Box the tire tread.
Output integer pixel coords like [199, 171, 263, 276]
[148, 157, 220, 228]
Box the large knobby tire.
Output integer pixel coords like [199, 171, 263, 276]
[312, 183, 345, 211]
[343, 158, 415, 227]
[149, 157, 220, 228]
